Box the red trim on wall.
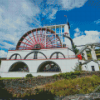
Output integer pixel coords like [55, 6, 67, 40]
[2, 58, 78, 61]
[64, 32, 68, 34]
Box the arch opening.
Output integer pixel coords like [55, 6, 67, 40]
[86, 48, 92, 60]
[9, 53, 22, 60]
[94, 46, 100, 60]
[37, 61, 61, 72]
[9, 62, 29, 72]
[24, 51, 47, 59]
[50, 52, 65, 59]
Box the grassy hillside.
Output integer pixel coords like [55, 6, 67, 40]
[0, 71, 100, 99]
[42, 75, 100, 97]
[10, 74, 100, 99]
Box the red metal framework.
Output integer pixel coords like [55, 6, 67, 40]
[16, 28, 62, 50]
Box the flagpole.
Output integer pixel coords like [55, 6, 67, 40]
[64, 15, 68, 24]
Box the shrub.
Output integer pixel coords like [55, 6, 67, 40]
[99, 66, 100, 71]
[60, 71, 80, 79]
[92, 74, 99, 79]
[73, 63, 82, 72]
[53, 71, 80, 80]
[26, 74, 33, 78]
[73, 71, 81, 75]
[53, 75, 58, 80]
[37, 75, 43, 78]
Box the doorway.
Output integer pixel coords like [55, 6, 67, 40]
[91, 66, 95, 71]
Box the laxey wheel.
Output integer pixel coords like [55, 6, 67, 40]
[16, 28, 62, 50]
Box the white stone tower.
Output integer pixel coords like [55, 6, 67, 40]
[64, 23, 72, 49]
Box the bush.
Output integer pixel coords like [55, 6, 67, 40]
[53, 71, 80, 79]
[73, 63, 82, 72]
[73, 71, 81, 75]
[99, 66, 100, 71]
[37, 75, 43, 78]
[62, 71, 80, 79]
[53, 75, 58, 80]
[92, 74, 98, 79]
[26, 74, 33, 78]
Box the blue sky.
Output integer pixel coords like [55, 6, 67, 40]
[0, 0, 100, 57]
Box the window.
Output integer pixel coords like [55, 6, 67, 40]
[91, 66, 95, 71]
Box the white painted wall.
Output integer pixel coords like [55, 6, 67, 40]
[87, 61, 99, 71]
[0, 58, 79, 77]
[7, 48, 75, 60]
[82, 64, 88, 71]
[97, 61, 100, 65]
[0, 72, 61, 77]
[81, 61, 99, 71]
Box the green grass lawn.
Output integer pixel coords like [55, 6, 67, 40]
[0, 77, 24, 80]
[0, 77, 36, 80]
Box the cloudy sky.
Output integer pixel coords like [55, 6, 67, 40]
[0, 0, 100, 57]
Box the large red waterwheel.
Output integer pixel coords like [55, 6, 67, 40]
[16, 28, 62, 50]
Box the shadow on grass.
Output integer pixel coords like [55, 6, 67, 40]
[0, 80, 57, 100]
[0, 80, 13, 99]
[22, 89, 57, 100]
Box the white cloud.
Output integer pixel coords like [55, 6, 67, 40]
[45, 0, 88, 20]
[74, 33, 80, 37]
[0, 0, 41, 51]
[0, 50, 7, 58]
[74, 28, 80, 32]
[0, 42, 16, 50]
[94, 19, 100, 24]
[74, 28, 81, 37]
[61, 0, 88, 10]
[48, 9, 58, 20]
[73, 31, 100, 47]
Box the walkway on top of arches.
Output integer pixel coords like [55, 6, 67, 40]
[76, 42, 100, 56]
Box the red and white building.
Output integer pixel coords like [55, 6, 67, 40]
[0, 23, 99, 77]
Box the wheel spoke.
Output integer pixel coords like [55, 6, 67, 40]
[20, 41, 33, 47]
[46, 37, 55, 46]
[31, 31, 37, 44]
[18, 46, 32, 49]
[41, 33, 46, 47]
[27, 33, 35, 45]
[36, 29, 38, 42]
[39, 28, 42, 44]
[23, 36, 33, 45]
